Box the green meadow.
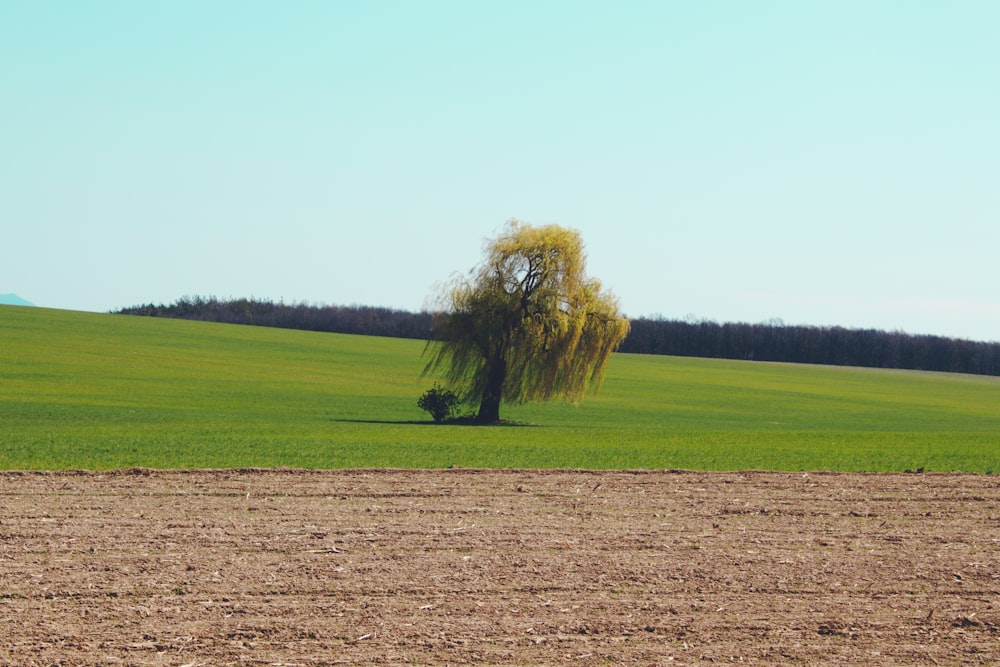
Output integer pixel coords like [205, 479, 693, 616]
[2, 305, 998, 472]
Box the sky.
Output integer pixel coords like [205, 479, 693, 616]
[2, 1, 998, 342]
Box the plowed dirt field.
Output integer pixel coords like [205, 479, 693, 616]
[1, 469, 998, 665]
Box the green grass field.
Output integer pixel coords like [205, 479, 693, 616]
[2, 305, 998, 471]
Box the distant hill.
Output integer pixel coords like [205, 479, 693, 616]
[0, 294, 34, 306]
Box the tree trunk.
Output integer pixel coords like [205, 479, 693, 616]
[476, 356, 506, 424]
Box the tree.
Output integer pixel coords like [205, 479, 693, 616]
[424, 220, 630, 424]
[417, 385, 461, 423]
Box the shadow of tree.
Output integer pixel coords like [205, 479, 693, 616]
[332, 418, 543, 427]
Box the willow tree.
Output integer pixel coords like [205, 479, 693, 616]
[424, 221, 630, 424]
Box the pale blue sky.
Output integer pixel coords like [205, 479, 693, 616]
[3, 2, 998, 341]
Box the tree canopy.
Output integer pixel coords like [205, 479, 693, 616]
[424, 221, 630, 423]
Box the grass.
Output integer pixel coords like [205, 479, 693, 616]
[2, 305, 999, 471]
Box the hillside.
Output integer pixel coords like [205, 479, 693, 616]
[2, 306, 999, 471]
[115, 296, 1000, 376]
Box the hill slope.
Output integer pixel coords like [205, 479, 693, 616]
[115, 296, 1000, 375]
[2, 306, 999, 471]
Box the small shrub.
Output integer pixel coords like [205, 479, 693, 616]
[418, 386, 461, 423]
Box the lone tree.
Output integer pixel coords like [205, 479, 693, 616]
[424, 221, 630, 424]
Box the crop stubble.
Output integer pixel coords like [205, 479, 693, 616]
[1, 469, 998, 665]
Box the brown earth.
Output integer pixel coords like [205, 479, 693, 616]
[1, 468, 998, 666]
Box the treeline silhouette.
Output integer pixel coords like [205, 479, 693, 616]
[115, 297, 1000, 376]
[116, 296, 434, 340]
[622, 318, 1000, 376]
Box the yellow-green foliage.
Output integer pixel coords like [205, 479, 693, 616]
[2, 305, 999, 471]
[425, 221, 630, 421]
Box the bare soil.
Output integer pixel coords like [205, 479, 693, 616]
[1, 469, 998, 665]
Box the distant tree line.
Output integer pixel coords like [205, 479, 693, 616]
[115, 297, 1000, 376]
[621, 317, 1000, 376]
[115, 296, 434, 340]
